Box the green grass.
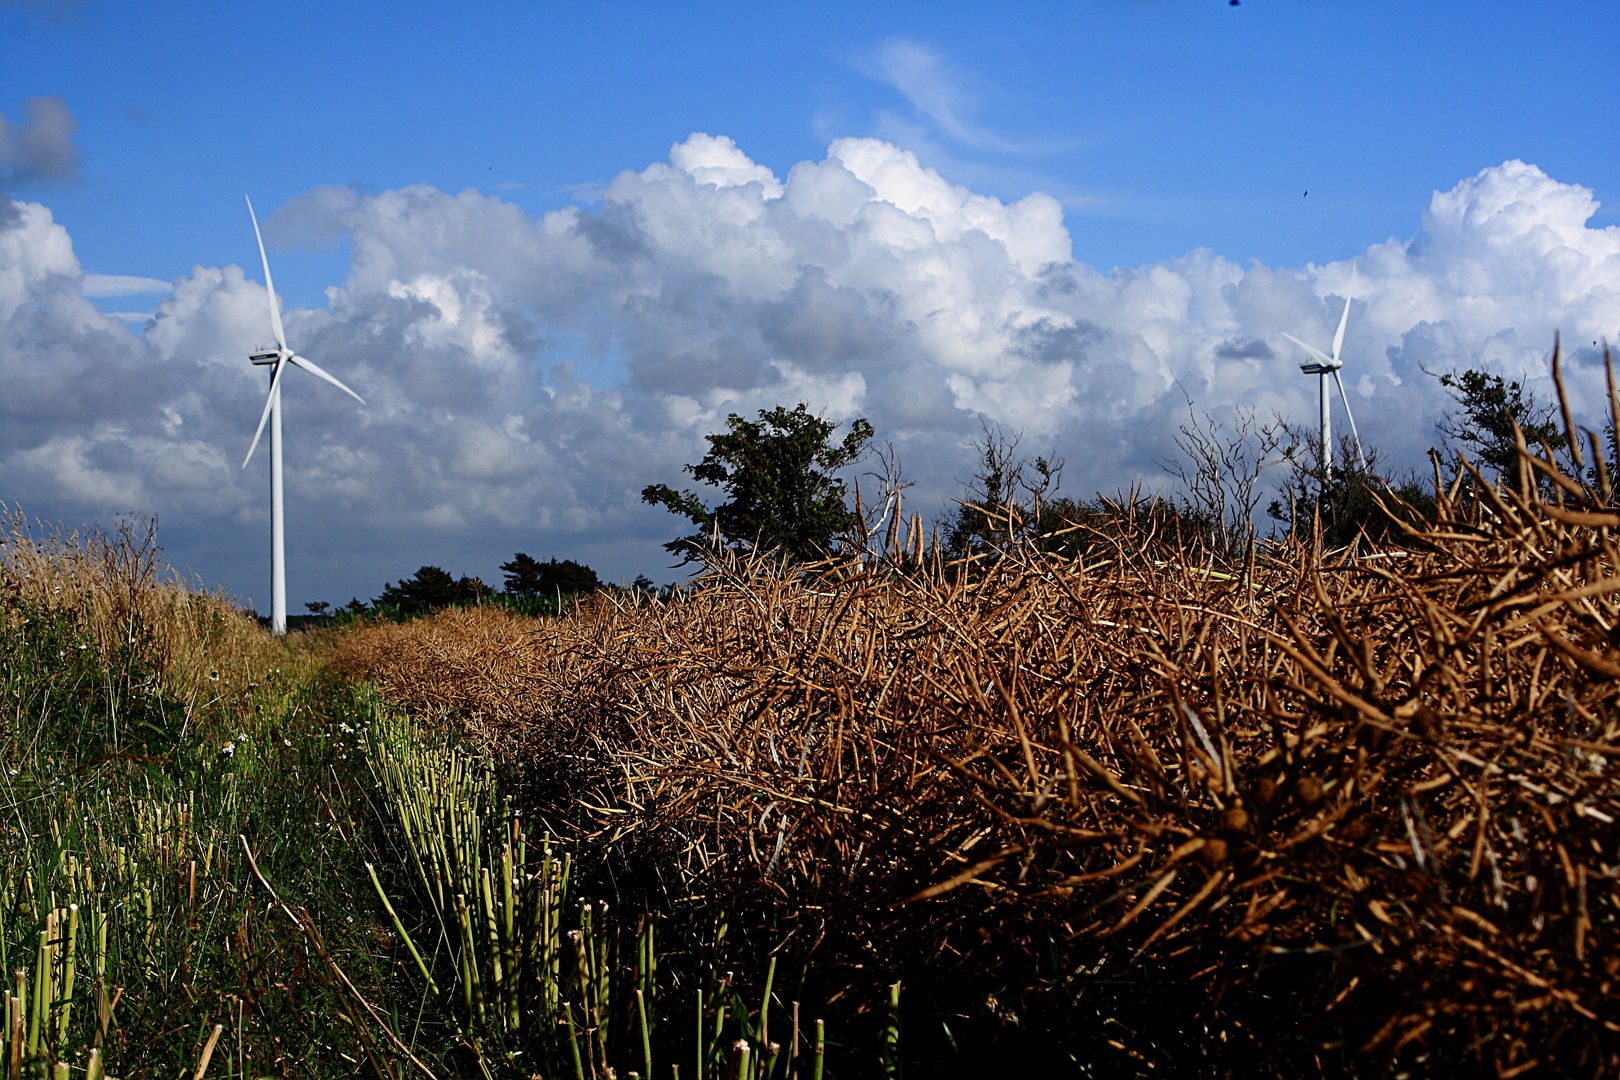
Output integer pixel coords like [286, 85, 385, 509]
[1, 577, 843, 1079]
[1, 587, 400, 1077]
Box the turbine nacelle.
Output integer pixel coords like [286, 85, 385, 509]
[1280, 261, 1366, 472]
[241, 195, 364, 471]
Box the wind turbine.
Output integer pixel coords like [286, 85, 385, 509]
[241, 196, 365, 635]
[1282, 263, 1367, 476]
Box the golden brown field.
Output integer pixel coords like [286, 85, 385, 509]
[334, 438, 1620, 1076]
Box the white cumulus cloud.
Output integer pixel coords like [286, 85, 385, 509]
[1, 136, 1616, 607]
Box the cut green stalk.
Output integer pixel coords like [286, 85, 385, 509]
[499, 839, 517, 1033]
[366, 863, 438, 996]
[562, 1008, 584, 1080]
[883, 982, 902, 1080]
[457, 894, 480, 1024]
[29, 928, 47, 1057]
[56, 904, 78, 1047]
[713, 1000, 728, 1078]
[635, 987, 652, 1080]
[759, 955, 776, 1053]
[478, 866, 504, 1025]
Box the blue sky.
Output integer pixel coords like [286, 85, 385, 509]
[2, 0, 1618, 607]
[12, 1, 1615, 306]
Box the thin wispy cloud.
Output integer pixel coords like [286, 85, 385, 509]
[857, 39, 1101, 213]
[870, 39, 1018, 152]
[81, 274, 172, 297]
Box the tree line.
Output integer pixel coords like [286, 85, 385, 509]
[308, 349, 1602, 621]
[302, 554, 654, 622]
[639, 354, 1601, 565]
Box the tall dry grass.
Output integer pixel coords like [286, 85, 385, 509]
[337, 387, 1620, 1076]
[0, 506, 293, 733]
[1, 508, 435, 1077]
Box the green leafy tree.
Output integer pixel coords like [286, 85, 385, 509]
[499, 553, 600, 596]
[642, 404, 874, 563]
[1435, 368, 1565, 492]
[375, 566, 492, 614]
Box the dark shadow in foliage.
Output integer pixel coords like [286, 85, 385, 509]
[926, 417, 1218, 579]
[1161, 396, 1285, 559]
[936, 420, 1230, 570]
[642, 403, 874, 564]
[1585, 345, 1620, 500]
[944, 420, 1064, 559]
[500, 553, 600, 597]
[374, 565, 493, 616]
[1267, 428, 1435, 550]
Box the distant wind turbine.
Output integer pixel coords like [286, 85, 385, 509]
[1281, 262, 1367, 476]
[241, 196, 365, 635]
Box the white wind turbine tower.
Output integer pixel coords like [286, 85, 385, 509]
[1282, 262, 1367, 476]
[240, 196, 365, 635]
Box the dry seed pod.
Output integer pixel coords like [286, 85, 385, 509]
[1294, 777, 1324, 807]
[1254, 777, 1278, 807]
[1338, 818, 1371, 844]
[1218, 807, 1250, 833]
[1199, 838, 1229, 866]
[1412, 704, 1444, 740]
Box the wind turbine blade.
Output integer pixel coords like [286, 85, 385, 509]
[245, 196, 287, 352]
[289, 354, 365, 405]
[1331, 261, 1355, 364]
[1281, 332, 1334, 368]
[242, 356, 287, 468]
[1332, 369, 1368, 470]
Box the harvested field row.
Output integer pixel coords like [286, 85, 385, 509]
[338, 444, 1620, 1076]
